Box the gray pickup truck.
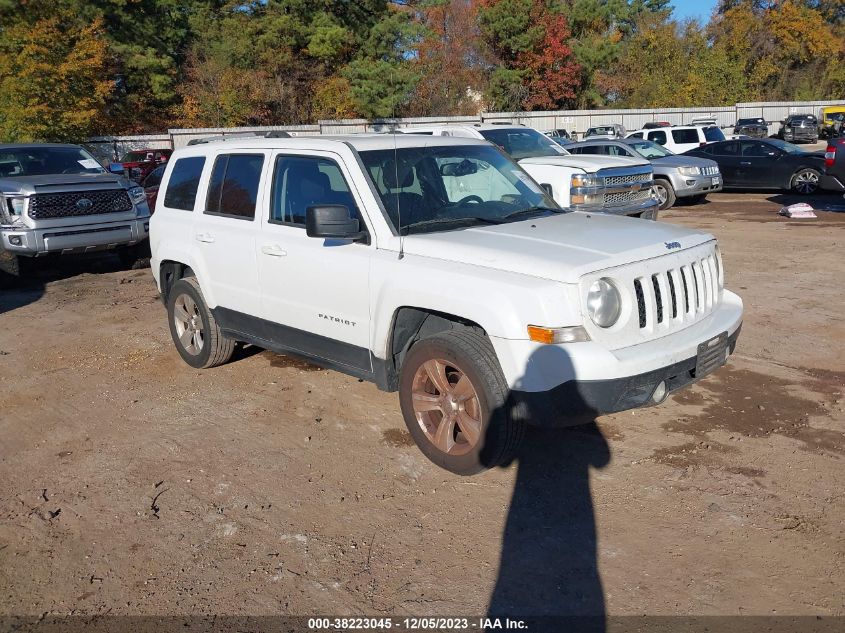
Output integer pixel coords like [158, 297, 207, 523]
[0, 143, 151, 281]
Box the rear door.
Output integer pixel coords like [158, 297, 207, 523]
[195, 151, 267, 316]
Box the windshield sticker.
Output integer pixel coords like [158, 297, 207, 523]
[512, 171, 544, 193]
[78, 159, 101, 169]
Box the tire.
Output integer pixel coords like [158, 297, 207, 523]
[791, 168, 820, 195]
[166, 277, 235, 369]
[653, 179, 676, 210]
[117, 240, 151, 270]
[398, 329, 524, 475]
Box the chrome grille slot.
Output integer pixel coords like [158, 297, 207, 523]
[680, 267, 690, 314]
[667, 271, 678, 319]
[602, 173, 650, 186]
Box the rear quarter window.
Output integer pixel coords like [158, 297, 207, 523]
[205, 154, 265, 220]
[704, 127, 726, 142]
[163, 157, 206, 211]
[672, 129, 699, 144]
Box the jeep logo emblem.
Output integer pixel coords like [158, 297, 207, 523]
[664, 241, 681, 250]
[76, 198, 93, 211]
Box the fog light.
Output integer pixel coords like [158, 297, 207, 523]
[9, 235, 22, 246]
[652, 380, 667, 403]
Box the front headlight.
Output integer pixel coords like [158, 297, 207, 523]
[678, 166, 701, 176]
[587, 278, 622, 328]
[571, 173, 597, 188]
[3, 195, 27, 222]
[128, 186, 146, 205]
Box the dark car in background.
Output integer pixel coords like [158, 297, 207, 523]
[684, 138, 829, 194]
[778, 114, 818, 144]
[118, 148, 172, 182]
[733, 118, 769, 139]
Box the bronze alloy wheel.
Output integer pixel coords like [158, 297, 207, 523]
[410, 358, 483, 456]
[173, 293, 205, 355]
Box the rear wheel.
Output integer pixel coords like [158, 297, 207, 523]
[791, 168, 820, 195]
[167, 277, 235, 369]
[398, 329, 524, 475]
[653, 179, 676, 210]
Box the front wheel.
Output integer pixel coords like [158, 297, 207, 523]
[167, 277, 235, 369]
[398, 329, 524, 475]
[653, 179, 676, 210]
[791, 168, 820, 195]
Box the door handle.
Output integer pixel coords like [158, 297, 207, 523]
[195, 232, 215, 243]
[261, 244, 287, 257]
[739, 161, 751, 166]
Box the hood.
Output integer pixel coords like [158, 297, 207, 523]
[400, 212, 714, 284]
[519, 154, 649, 173]
[652, 155, 718, 169]
[0, 173, 129, 195]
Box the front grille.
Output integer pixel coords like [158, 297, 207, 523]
[29, 189, 133, 220]
[605, 188, 652, 205]
[633, 252, 720, 331]
[701, 166, 719, 176]
[602, 173, 650, 186]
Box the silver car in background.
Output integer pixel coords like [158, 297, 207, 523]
[565, 138, 722, 210]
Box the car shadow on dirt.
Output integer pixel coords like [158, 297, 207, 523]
[486, 346, 610, 631]
[0, 252, 134, 315]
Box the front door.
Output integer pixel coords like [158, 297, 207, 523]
[257, 151, 373, 374]
[739, 141, 781, 187]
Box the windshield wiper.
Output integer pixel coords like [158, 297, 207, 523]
[500, 206, 563, 221]
[401, 216, 502, 234]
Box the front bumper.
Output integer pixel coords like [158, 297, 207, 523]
[0, 217, 149, 256]
[671, 173, 723, 198]
[783, 130, 817, 142]
[510, 326, 741, 426]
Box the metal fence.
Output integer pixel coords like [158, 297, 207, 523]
[88, 99, 845, 155]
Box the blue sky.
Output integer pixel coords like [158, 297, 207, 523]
[671, 0, 719, 23]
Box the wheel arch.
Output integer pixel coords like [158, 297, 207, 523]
[158, 260, 196, 305]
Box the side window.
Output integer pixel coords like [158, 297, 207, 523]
[163, 156, 206, 211]
[630, 132, 643, 139]
[648, 131, 667, 145]
[205, 153, 264, 220]
[672, 129, 699, 144]
[270, 156, 360, 227]
[143, 165, 166, 188]
[742, 142, 774, 157]
[714, 142, 739, 156]
[575, 146, 604, 155]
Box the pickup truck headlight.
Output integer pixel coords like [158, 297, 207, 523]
[571, 173, 597, 188]
[587, 278, 622, 328]
[678, 166, 701, 176]
[128, 186, 146, 205]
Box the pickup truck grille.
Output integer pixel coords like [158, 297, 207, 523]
[605, 188, 652, 205]
[603, 173, 647, 186]
[29, 189, 133, 220]
[633, 252, 720, 331]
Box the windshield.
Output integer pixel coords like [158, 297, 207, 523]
[766, 139, 803, 154]
[587, 127, 614, 136]
[477, 128, 566, 160]
[0, 146, 104, 177]
[359, 145, 561, 235]
[628, 139, 674, 159]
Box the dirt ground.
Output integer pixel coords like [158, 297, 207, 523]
[0, 192, 843, 624]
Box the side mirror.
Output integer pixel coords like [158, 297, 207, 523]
[306, 205, 366, 241]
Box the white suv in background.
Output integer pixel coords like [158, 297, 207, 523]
[150, 134, 742, 475]
[627, 125, 726, 154]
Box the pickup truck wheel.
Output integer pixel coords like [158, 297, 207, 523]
[791, 168, 820, 195]
[167, 277, 235, 369]
[398, 330, 524, 475]
[653, 179, 676, 210]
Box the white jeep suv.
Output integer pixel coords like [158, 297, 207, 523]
[150, 135, 743, 475]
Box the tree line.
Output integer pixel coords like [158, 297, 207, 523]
[1, 0, 843, 142]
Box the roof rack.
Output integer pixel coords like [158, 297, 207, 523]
[186, 130, 292, 146]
